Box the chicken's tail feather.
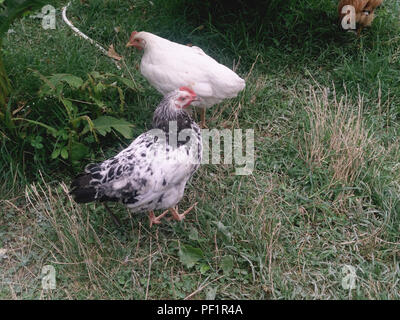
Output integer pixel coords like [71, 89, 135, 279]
[70, 170, 120, 204]
[70, 173, 98, 203]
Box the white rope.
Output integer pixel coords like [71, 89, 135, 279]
[61, 2, 121, 70]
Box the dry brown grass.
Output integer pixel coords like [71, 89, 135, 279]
[301, 86, 379, 186]
[23, 180, 128, 298]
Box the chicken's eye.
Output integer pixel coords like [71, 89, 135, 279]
[179, 97, 185, 101]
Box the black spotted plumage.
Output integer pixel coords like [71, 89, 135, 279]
[70, 88, 202, 216]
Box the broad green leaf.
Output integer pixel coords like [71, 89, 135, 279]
[31, 142, 43, 149]
[33, 139, 43, 149]
[61, 147, 68, 159]
[178, 244, 203, 268]
[89, 71, 104, 79]
[92, 116, 134, 139]
[221, 255, 234, 275]
[50, 74, 83, 89]
[117, 76, 142, 91]
[70, 142, 89, 161]
[51, 148, 61, 159]
[57, 129, 69, 140]
[199, 264, 210, 275]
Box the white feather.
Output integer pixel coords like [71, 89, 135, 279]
[136, 32, 245, 108]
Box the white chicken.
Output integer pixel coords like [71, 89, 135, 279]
[70, 87, 202, 227]
[126, 31, 245, 127]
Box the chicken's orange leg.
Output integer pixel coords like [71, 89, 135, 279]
[169, 202, 198, 222]
[149, 210, 169, 227]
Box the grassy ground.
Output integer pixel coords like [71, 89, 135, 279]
[0, 0, 399, 299]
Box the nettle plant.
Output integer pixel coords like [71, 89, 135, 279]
[29, 70, 141, 165]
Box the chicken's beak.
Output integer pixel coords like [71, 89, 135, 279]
[126, 31, 143, 50]
[126, 40, 140, 49]
[189, 96, 200, 106]
[127, 31, 138, 48]
[126, 41, 143, 50]
[182, 96, 198, 109]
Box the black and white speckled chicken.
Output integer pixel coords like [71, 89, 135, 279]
[70, 87, 202, 227]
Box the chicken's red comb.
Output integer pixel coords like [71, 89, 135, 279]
[179, 86, 196, 97]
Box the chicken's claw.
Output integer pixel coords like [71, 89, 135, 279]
[149, 210, 169, 227]
[169, 202, 198, 222]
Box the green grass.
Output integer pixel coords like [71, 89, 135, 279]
[0, 0, 399, 299]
